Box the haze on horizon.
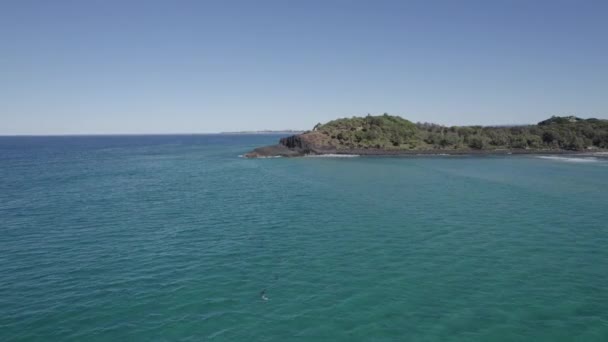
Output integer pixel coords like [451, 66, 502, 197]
[1, 0, 607, 135]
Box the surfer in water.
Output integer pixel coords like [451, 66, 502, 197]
[260, 289, 269, 301]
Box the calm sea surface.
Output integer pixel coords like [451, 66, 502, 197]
[1, 135, 607, 341]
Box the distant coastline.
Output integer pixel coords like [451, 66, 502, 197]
[220, 130, 303, 135]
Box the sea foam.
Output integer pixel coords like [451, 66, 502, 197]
[536, 156, 600, 163]
[304, 154, 360, 158]
[238, 154, 282, 158]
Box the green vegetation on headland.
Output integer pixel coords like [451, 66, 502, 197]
[245, 114, 608, 157]
[314, 114, 608, 150]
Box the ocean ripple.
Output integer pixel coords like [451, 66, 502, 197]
[1, 135, 607, 341]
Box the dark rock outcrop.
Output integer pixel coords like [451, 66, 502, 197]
[279, 135, 309, 150]
[244, 131, 337, 157]
[243, 143, 306, 158]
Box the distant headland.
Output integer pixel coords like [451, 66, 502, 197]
[220, 130, 303, 135]
[245, 114, 608, 158]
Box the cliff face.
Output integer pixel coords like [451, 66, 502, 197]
[280, 131, 333, 151]
[279, 135, 308, 150]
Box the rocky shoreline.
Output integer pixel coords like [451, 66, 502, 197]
[244, 143, 603, 158]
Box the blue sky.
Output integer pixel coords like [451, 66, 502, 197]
[1, 0, 607, 134]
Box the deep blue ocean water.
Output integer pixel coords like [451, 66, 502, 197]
[1, 135, 608, 341]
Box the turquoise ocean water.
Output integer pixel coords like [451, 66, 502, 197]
[1, 135, 607, 341]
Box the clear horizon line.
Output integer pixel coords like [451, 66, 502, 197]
[2, 115, 603, 136]
[0, 131, 305, 137]
[0, 123, 538, 136]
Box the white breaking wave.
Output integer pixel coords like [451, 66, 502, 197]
[238, 155, 283, 158]
[305, 154, 360, 158]
[536, 156, 601, 163]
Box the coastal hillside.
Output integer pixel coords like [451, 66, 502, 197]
[315, 114, 608, 151]
[246, 114, 608, 157]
